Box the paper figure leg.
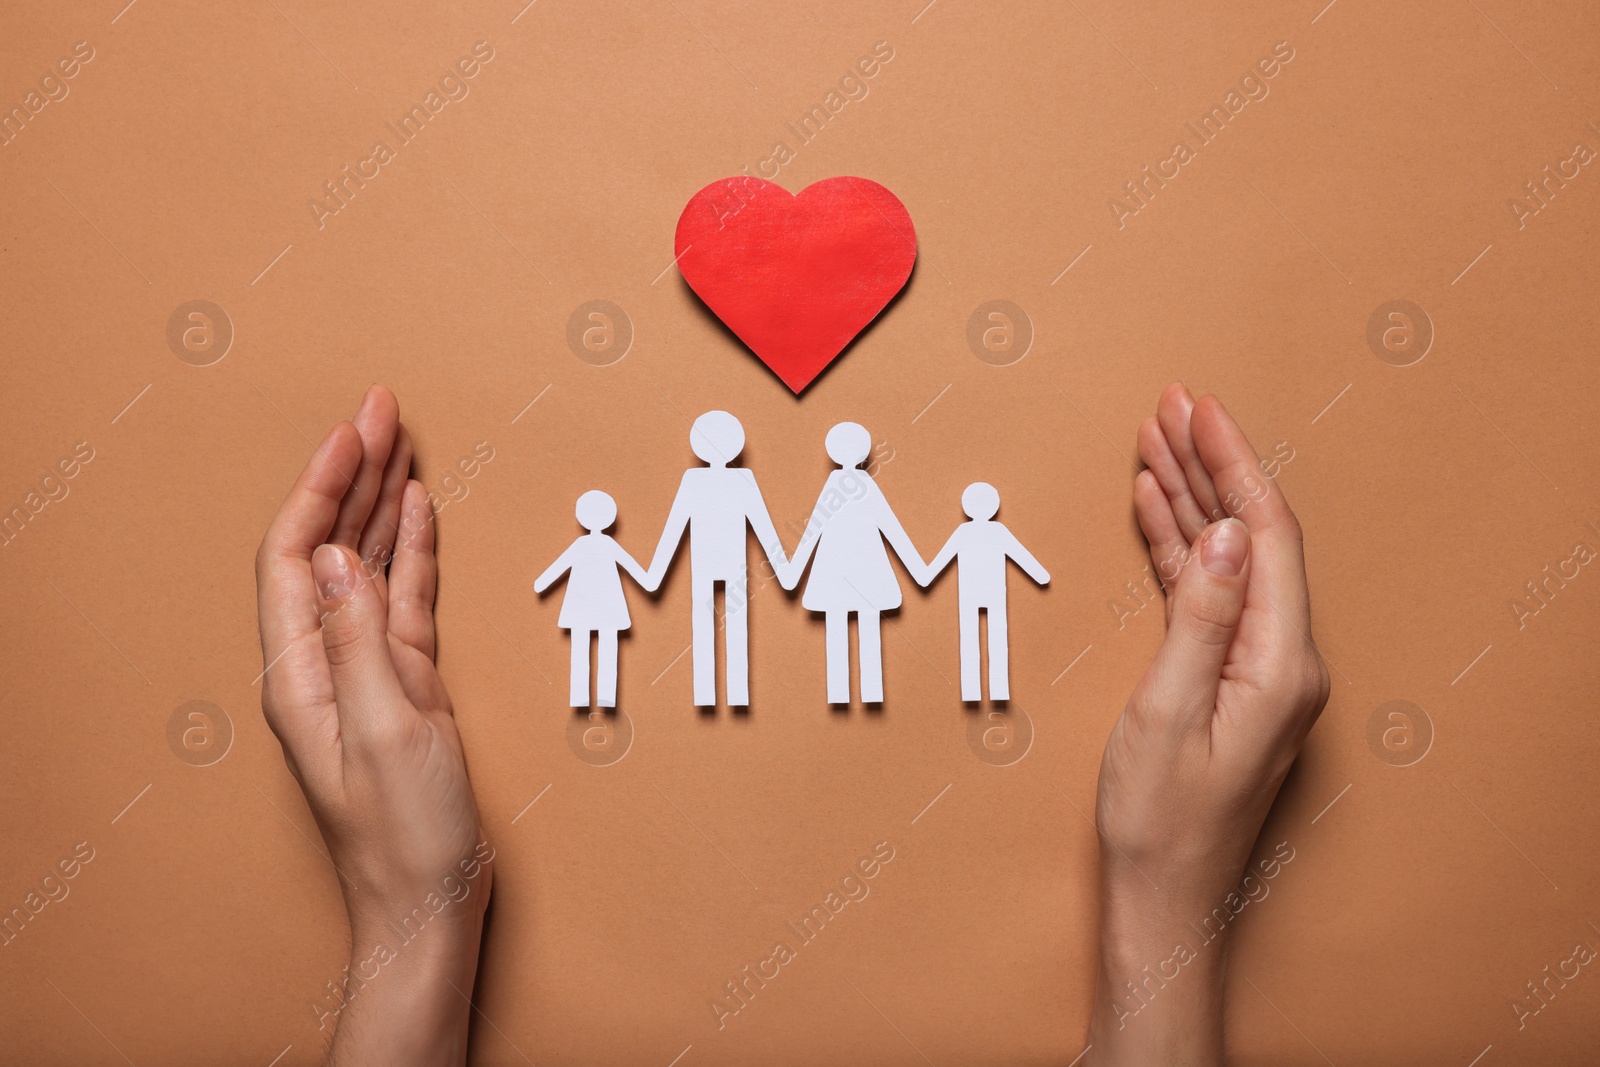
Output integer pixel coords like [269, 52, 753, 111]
[960, 607, 981, 702]
[691, 576, 717, 706]
[570, 629, 592, 707]
[859, 610, 883, 704]
[987, 606, 1010, 701]
[724, 577, 749, 706]
[825, 611, 849, 704]
[597, 629, 619, 708]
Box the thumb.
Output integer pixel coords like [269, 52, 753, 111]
[312, 543, 409, 742]
[1141, 517, 1251, 725]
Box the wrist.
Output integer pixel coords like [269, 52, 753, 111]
[345, 869, 491, 941]
[1097, 877, 1228, 999]
[338, 835, 496, 945]
[321, 872, 490, 1067]
[323, 911, 485, 1067]
[345, 892, 487, 981]
[1087, 871, 1227, 1067]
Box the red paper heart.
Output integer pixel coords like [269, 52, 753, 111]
[674, 176, 916, 394]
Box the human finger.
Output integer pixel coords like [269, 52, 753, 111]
[388, 480, 437, 661]
[1189, 394, 1310, 631]
[1135, 518, 1251, 730]
[328, 385, 400, 550]
[1138, 414, 1211, 541]
[257, 422, 364, 682]
[311, 543, 412, 747]
[1156, 383, 1226, 527]
[358, 422, 413, 574]
[1133, 469, 1189, 596]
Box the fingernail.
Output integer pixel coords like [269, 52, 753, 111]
[1201, 518, 1248, 576]
[312, 544, 354, 600]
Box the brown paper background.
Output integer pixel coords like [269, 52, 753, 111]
[2, 1, 1598, 1064]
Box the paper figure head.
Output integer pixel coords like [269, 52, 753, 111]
[575, 489, 618, 532]
[962, 482, 1000, 521]
[824, 422, 871, 469]
[690, 411, 745, 466]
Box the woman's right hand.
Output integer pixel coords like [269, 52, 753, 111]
[1086, 384, 1329, 1066]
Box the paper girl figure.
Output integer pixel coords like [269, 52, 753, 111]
[535, 490, 656, 708]
[780, 422, 928, 704]
[922, 482, 1049, 701]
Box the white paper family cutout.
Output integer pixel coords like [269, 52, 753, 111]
[535, 412, 1048, 708]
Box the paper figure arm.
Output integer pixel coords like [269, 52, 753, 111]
[879, 496, 931, 587]
[1002, 525, 1051, 586]
[614, 541, 652, 590]
[645, 476, 693, 591]
[922, 528, 961, 587]
[534, 545, 576, 594]
[742, 473, 791, 580]
[780, 496, 826, 591]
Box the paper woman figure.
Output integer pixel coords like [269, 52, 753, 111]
[535, 490, 655, 708]
[780, 422, 928, 704]
[922, 482, 1049, 701]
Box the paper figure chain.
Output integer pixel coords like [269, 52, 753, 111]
[535, 412, 1049, 708]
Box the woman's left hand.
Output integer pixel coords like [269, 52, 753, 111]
[255, 385, 490, 1067]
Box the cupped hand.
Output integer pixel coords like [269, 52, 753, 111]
[1087, 384, 1330, 1066]
[254, 385, 489, 1066]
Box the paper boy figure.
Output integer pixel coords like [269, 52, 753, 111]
[923, 482, 1049, 701]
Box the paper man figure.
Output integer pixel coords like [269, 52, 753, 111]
[647, 411, 788, 707]
[782, 422, 927, 704]
[535, 490, 655, 708]
[923, 482, 1049, 702]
